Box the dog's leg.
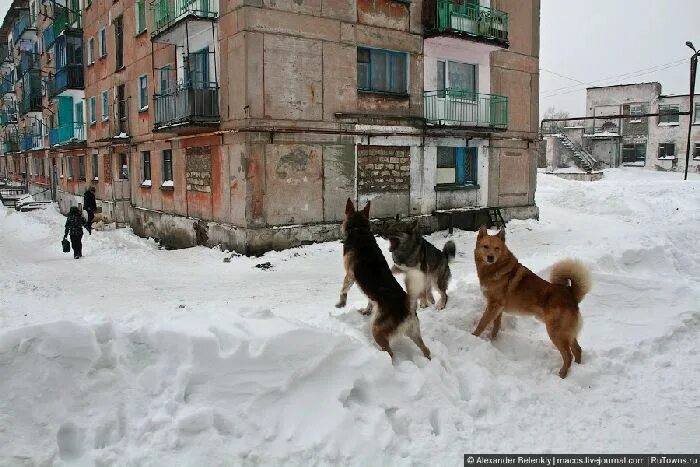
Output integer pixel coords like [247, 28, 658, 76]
[372, 324, 394, 359]
[546, 322, 573, 378]
[473, 303, 503, 337]
[425, 278, 436, 306]
[491, 312, 503, 339]
[572, 339, 582, 364]
[406, 317, 431, 360]
[360, 300, 375, 316]
[335, 273, 355, 308]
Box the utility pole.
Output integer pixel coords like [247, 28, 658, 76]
[684, 41, 699, 181]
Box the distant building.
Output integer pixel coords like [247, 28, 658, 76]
[0, 0, 540, 253]
[569, 82, 700, 173]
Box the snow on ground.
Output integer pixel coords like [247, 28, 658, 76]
[1, 168, 699, 466]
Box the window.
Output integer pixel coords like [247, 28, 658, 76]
[114, 16, 123, 70]
[78, 155, 85, 180]
[695, 103, 700, 124]
[159, 65, 172, 94]
[658, 143, 676, 159]
[67, 157, 74, 179]
[99, 27, 107, 58]
[694, 143, 700, 160]
[162, 149, 173, 185]
[185, 49, 209, 88]
[136, 0, 146, 34]
[75, 101, 84, 125]
[622, 143, 646, 164]
[658, 105, 680, 125]
[357, 47, 408, 94]
[118, 153, 128, 179]
[436, 147, 478, 186]
[629, 104, 643, 123]
[92, 154, 98, 179]
[101, 90, 109, 121]
[89, 96, 96, 125]
[138, 75, 148, 111]
[437, 60, 477, 98]
[33, 158, 39, 176]
[87, 37, 94, 65]
[142, 151, 151, 184]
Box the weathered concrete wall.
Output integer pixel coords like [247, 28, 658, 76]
[648, 94, 700, 173]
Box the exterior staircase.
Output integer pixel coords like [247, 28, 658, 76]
[557, 134, 598, 173]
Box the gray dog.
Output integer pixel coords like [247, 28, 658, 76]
[384, 221, 456, 310]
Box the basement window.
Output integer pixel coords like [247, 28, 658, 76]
[436, 147, 478, 188]
[657, 143, 676, 160]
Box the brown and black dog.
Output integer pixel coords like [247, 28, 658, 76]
[473, 227, 591, 378]
[336, 198, 431, 360]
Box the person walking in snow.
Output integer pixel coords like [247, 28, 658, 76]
[64, 206, 88, 259]
[83, 185, 96, 234]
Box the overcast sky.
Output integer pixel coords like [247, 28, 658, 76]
[540, 0, 700, 118]
[0, 0, 698, 120]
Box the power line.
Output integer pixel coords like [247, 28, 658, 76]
[539, 68, 587, 85]
[541, 59, 689, 99]
[541, 57, 689, 97]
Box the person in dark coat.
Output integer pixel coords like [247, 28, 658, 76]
[83, 185, 97, 234]
[64, 206, 87, 259]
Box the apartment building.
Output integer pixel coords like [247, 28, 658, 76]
[580, 82, 699, 172]
[0, 0, 540, 254]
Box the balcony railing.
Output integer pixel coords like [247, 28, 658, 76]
[48, 65, 85, 99]
[13, 11, 35, 44]
[49, 122, 86, 146]
[0, 45, 11, 63]
[150, 0, 218, 38]
[154, 83, 219, 130]
[0, 109, 18, 126]
[54, 5, 83, 36]
[424, 89, 508, 129]
[17, 52, 40, 78]
[19, 72, 42, 116]
[0, 77, 14, 95]
[425, 0, 509, 45]
[43, 25, 57, 49]
[2, 131, 20, 153]
[21, 131, 43, 151]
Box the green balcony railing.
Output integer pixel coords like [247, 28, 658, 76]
[49, 122, 86, 146]
[150, 0, 218, 38]
[1, 130, 20, 153]
[0, 108, 18, 126]
[427, 0, 509, 45]
[53, 4, 83, 37]
[424, 89, 508, 129]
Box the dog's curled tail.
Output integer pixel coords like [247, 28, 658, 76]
[442, 240, 456, 263]
[550, 259, 591, 304]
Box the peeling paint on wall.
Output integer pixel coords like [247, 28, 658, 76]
[275, 147, 310, 178]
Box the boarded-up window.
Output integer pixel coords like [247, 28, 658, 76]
[103, 154, 112, 181]
[357, 146, 410, 194]
[185, 146, 212, 193]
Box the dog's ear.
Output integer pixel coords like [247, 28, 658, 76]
[345, 198, 355, 215]
[477, 226, 488, 239]
[361, 201, 371, 218]
[497, 228, 506, 241]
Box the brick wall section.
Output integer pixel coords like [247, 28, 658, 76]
[186, 147, 212, 193]
[357, 146, 410, 193]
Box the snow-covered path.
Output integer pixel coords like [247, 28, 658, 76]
[1, 169, 699, 466]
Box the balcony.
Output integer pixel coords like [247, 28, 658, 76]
[48, 65, 85, 99]
[13, 10, 36, 44]
[2, 131, 20, 153]
[0, 45, 11, 63]
[0, 109, 18, 126]
[19, 71, 42, 116]
[154, 83, 219, 131]
[0, 76, 14, 95]
[424, 0, 509, 47]
[16, 52, 40, 79]
[49, 122, 86, 146]
[150, 0, 218, 43]
[424, 89, 508, 129]
[21, 131, 43, 151]
[53, 5, 83, 37]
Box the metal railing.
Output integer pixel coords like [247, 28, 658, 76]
[18, 71, 42, 115]
[13, 11, 35, 44]
[48, 65, 85, 98]
[21, 131, 43, 151]
[1, 130, 20, 153]
[424, 89, 508, 129]
[150, 0, 218, 37]
[154, 83, 219, 129]
[49, 122, 86, 146]
[428, 0, 508, 44]
[0, 76, 14, 95]
[53, 5, 83, 36]
[0, 109, 18, 126]
[17, 52, 40, 78]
